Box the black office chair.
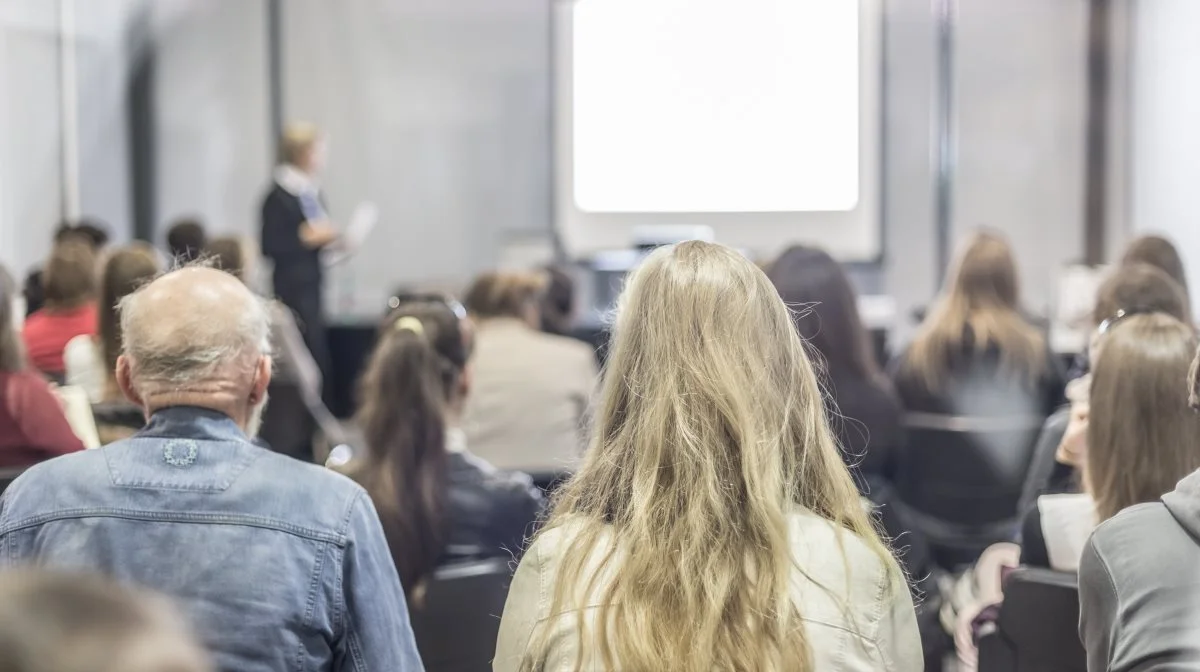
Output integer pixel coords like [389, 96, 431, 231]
[410, 557, 513, 672]
[1016, 407, 1074, 514]
[977, 568, 1086, 672]
[894, 412, 1045, 569]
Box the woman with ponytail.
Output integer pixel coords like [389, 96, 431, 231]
[495, 242, 921, 671]
[337, 300, 544, 601]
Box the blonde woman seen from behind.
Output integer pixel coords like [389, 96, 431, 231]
[494, 241, 921, 672]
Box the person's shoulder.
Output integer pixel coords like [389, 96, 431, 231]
[2, 449, 107, 514]
[63, 335, 98, 366]
[1087, 501, 1177, 554]
[530, 332, 596, 366]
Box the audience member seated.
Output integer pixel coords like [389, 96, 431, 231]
[205, 235, 344, 459]
[64, 243, 161, 405]
[461, 270, 598, 475]
[0, 570, 211, 672]
[0, 266, 84, 467]
[1020, 262, 1191, 509]
[165, 217, 207, 264]
[334, 300, 545, 602]
[1078, 340, 1200, 671]
[1022, 314, 1200, 571]
[0, 266, 422, 670]
[1120, 233, 1191, 312]
[22, 220, 109, 317]
[891, 230, 1065, 421]
[21, 239, 98, 378]
[494, 242, 921, 671]
[768, 244, 944, 666]
[540, 265, 577, 337]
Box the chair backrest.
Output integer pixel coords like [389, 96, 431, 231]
[410, 557, 513, 672]
[979, 568, 1086, 672]
[896, 413, 1044, 527]
[1016, 408, 1072, 514]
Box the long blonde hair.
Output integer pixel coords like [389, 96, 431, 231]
[1087, 314, 1200, 522]
[905, 231, 1046, 390]
[523, 241, 895, 671]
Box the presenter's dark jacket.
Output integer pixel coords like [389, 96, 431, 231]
[261, 183, 323, 307]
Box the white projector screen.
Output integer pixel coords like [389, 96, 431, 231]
[555, 0, 882, 261]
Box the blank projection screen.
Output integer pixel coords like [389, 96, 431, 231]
[555, 0, 882, 260]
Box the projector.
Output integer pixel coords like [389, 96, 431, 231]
[631, 225, 715, 251]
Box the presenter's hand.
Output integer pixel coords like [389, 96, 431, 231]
[300, 220, 340, 249]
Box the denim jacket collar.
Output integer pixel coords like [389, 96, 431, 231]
[139, 406, 249, 443]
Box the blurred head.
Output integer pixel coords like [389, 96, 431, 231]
[42, 239, 97, 311]
[463, 270, 545, 327]
[0, 570, 211, 672]
[54, 219, 110, 250]
[205, 236, 251, 284]
[527, 241, 890, 671]
[1092, 262, 1189, 327]
[0, 266, 24, 372]
[540, 266, 577, 336]
[279, 122, 326, 174]
[1088, 314, 1200, 522]
[165, 219, 206, 264]
[1121, 234, 1190, 304]
[767, 245, 882, 383]
[905, 230, 1045, 390]
[116, 267, 272, 434]
[349, 301, 471, 599]
[97, 245, 161, 399]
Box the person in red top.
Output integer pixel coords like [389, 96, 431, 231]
[0, 266, 84, 467]
[21, 239, 98, 377]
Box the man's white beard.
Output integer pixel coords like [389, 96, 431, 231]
[246, 393, 269, 438]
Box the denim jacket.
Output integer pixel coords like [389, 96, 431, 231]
[0, 406, 423, 672]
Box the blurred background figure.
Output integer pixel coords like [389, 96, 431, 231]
[539, 266, 578, 337]
[335, 300, 544, 602]
[261, 122, 340, 398]
[22, 221, 109, 318]
[64, 243, 161, 404]
[0, 570, 212, 672]
[21, 238, 98, 380]
[461, 270, 598, 480]
[1119, 234, 1191, 311]
[0, 265, 84, 468]
[164, 218, 207, 265]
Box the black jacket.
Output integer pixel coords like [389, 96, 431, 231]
[443, 451, 546, 561]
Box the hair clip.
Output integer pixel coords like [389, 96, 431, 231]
[394, 316, 425, 336]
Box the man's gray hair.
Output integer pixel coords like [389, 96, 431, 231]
[118, 274, 273, 387]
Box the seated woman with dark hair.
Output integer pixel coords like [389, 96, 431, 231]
[0, 266, 84, 466]
[333, 300, 545, 602]
[21, 239, 98, 378]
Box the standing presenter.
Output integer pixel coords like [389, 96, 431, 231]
[261, 122, 339, 391]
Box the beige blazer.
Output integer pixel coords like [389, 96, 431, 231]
[494, 509, 924, 671]
[463, 319, 598, 473]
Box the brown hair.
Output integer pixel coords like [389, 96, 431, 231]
[462, 270, 546, 321]
[0, 266, 24, 372]
[98, 245, 161, 400]
[1092, 262, 1189, 326]
[206, 237, 247, 282]
[0, 570, 211, 672]
[1088, 314, 1200, 522]
[343, 301, 469, 601]
[1121, 234, 1190, 305]
[165, 219, 206, 264]
[42, 239, 97, 310]
[904, 231, 1045, 390]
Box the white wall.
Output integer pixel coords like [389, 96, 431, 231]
[1129, 0, 1200, 318]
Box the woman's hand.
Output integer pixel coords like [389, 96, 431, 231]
[299, 220, 340, 249]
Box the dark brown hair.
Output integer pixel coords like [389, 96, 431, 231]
[1088, 314, 1200, 521]
[904, 231, 1046, 390]
[1092, 262, 1190, 326]
[165, 219, 206, 263]
[345, 301, 469, 600]
[98, 244, 160, 399]
[541, 266, 576, 336]
[463, 271, 546, 321]
[205, 237, 247, 282]
[1121, 235, 1190, 305]
[42, 239, 97, 310]
[767, 245, 883, 384]
[0, 266, 24, 372]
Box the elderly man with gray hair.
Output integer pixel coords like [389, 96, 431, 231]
[0, 267, 423, 671]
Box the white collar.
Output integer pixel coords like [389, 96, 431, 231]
[445, 427, 468, 454]
[274, 164, 319, 196]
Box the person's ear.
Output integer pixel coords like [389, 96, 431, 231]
[116, 356, 143, 407]
[249, 356, 273, 405]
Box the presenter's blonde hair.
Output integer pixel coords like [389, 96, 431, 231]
[278, 121, 321, 167]
[522, 241, 897, 671]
